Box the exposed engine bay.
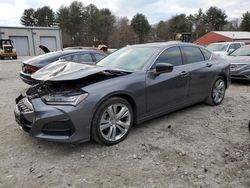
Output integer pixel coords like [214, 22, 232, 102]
[26, 70, 131, 100]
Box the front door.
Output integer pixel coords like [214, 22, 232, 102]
[146, 46, 189, 114]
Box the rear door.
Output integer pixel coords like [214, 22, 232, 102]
[181, 46, 213, 102]
[146, 46, 189, 114]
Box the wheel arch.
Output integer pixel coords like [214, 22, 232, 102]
[94, 92, 137, 120]
[90, 92, 138, 137]
[218, 73, 228, 88]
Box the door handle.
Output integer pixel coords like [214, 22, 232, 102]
[179, 71, 189, 77]
[206, 62, 212, 67]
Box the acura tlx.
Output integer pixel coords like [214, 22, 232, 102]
[14, 42, 230, 145]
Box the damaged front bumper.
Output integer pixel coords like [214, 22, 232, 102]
[14, 94, 93, 143]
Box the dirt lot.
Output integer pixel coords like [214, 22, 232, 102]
[0, 59, 249, 188]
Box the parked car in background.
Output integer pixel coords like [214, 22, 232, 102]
[227, 45, 250, 81]
[64, 46, 116, 54]
[64, 46, 98, 50]
[20, 49, 107, 85]
[206, 42, 244, 57]
[14, 42, 230, 145]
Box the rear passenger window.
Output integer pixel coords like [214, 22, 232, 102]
[72, 53, 93, 63]
[200, 48, 211, 60]
[62, 54, 74, 61]
[94, 53, 106, 62]
[234, 43, 241, 49]
[181, 46, 204, 64]
[155, 47, 182, 66]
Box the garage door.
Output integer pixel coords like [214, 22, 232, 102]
[10, 36, 30, 56]
[40, 36, 57, 52]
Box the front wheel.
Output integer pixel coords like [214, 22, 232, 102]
[12, 56, 17, 60]
[206, 76, 226, 106]
[92, 97, 134, 145]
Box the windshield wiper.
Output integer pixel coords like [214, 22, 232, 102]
[103, 70, 132, 76]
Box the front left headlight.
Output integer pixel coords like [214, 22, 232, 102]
[42, 93, 88, 106]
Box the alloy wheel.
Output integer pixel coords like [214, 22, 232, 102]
[212, 79, 225, 104]
[99, 103, 131, 141]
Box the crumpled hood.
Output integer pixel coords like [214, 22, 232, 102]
[31, 61, 129, 81]
[225, 56, 250, 64]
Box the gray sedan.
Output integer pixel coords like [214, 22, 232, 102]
[227, 45, 250, 81]
[14, 42, 230, 145]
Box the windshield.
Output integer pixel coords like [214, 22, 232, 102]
[231, 46, 250, 56]
[206, 43, 228, 52]
[97, 46, 160, 71]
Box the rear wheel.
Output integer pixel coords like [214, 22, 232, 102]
[92, 97, 134, 145]
[0, 56, 4, 60]
[206, 76, 226, 106]
[12, 56, 17, 60]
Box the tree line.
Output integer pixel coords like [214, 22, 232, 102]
[20, 1, 250, 48]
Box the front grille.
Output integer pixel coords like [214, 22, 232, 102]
[17, 99, 33, 113]
[4, 46, 12, 53]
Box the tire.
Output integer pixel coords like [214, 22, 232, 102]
[92, 97, 134, 145]
[205, 76, 226, 106]
[0, 56, 3, 60]
[12, 56, 17, 60]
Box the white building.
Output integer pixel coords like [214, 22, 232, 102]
[0, 26, 62, 56]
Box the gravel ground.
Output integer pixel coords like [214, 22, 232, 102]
[0, 59, 249, 188]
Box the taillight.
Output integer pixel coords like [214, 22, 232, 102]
[26, 65, 38, 74]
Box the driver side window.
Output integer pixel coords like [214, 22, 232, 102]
[155, 47, 183, 67]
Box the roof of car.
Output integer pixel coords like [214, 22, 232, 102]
[129, 41, 200, 48]
[56, 49, 106, 55]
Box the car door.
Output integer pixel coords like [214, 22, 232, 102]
[146, 46, 189, 114]
[181, 46, 213, 103]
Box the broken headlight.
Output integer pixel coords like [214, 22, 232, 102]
[42, 92, 88, 106]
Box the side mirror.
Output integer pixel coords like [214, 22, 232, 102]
[155, 63, 174, 75]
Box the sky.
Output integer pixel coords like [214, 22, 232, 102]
[0, 0, 249, 26]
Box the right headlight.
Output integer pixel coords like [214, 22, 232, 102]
[42, 93, 88, 106]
